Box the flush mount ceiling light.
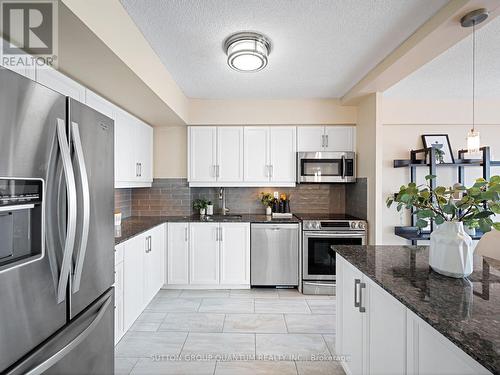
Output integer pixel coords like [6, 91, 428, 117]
[460, 8, 489, 154]
[224, 32, 271, 72]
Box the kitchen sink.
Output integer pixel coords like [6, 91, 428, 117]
[202, 215, 243, 221]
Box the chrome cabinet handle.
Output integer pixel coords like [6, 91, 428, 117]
[145, 237, 148, 253]
[135, 163, 139, 177]
[354, 278, 361, 308]
[341, 155, 346, 180]
[326, 134, 329, 148]
[270, 165, 273, 178]
[71, 122, 91, 294]
[321, 134, 325, 148]
[56, 119, 77, 304]
[185, 227, 188, 242]
[139, 163, 142, 177]
[219, 227, 223, 242]
[216, 165, 220, 178]
[359, 282, 366, 313]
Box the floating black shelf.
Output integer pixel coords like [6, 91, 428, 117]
[395, 226, 484, 241]
[393, 146, 496, 245]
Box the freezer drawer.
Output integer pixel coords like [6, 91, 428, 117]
[6, 288, 114, 375]
[251, 223, 299, 286]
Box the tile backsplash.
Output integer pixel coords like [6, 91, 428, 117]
[114, 178, 367, 219]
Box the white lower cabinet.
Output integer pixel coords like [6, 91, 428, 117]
[114, 243, 125, 344]
[336, 255, 491, 375]
[119, 224, 166, 341]
[189, 223, 220, 284]
[166, 222, 250, 288]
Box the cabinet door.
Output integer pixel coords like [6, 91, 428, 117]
[244, 127, 270, 182]
[144, 225, 165, 304]
[324, 126, 355, 152]
[114, 261, 124, 345]
[123, 235, 145, 331]
[36, 67, 86, 102]
[189, 223, 220, 285]
[297, 126, 325, 152]
[114, 108, 136, 186]
[167, 223, 189, 285]
[269, 127, 296, 183]
[189, 126, 217, 182]
[337, 256, 364, 375]
[366, 278, 406, 375]
[217, 126, 244, 183]
[85, 90, 115, 119]
[406, 311, 490, 375]
[135, 120, 153, 183]
[220, 223, 250, 285]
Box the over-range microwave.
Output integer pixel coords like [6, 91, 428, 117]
[297, 151, 356, 183]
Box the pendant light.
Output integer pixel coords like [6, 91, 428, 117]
[461, 9, 488, 154]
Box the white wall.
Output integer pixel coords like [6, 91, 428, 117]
[381, 122, 500, 244]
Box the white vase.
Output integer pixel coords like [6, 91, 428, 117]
[429, 222, 474, 278]
[200, 208, 206, 216]
[266, 206, 272, 216]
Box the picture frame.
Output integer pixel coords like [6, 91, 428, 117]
[421, 134, 455, 164]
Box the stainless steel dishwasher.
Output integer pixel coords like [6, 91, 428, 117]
[251, 223, 299, 286]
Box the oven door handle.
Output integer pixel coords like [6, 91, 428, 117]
[304, 232, 366, 238]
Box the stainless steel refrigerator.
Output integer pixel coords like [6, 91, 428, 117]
[0, 68, 114, 374]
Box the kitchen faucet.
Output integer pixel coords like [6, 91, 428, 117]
[219, 188, 230, 215]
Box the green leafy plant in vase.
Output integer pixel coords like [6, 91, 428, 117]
[260, 192, 274, 216]
[387, 175, 500, 278]
[193, 198, 209, 216]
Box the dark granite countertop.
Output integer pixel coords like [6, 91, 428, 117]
[115, 214, 300, 244]
[333, 245, 500, 374]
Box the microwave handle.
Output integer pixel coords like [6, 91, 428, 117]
[341, 155, 346, 179]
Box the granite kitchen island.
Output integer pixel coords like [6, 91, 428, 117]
[332, 245, 500, 375]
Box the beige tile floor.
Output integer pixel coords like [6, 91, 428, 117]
[115, 288, 345, 375]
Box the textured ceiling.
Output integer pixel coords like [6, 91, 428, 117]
[120, 0, 447, 99]
[385, 16, 500, 99]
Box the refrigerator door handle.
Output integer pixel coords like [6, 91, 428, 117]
[7, 293, 112, 375]
[70, 122, 90, 294]
[56, 119, 77, 304]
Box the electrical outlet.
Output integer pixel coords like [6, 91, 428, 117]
[273, 191, 279, 199]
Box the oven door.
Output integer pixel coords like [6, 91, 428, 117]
[303, 231, 366, 281]
[297, 152, 355, 183]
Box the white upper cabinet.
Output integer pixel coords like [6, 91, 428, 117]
[243, 126, 270, 183]
[189, 126, 243, 185]
[217, 127, 244, 183]
[297, 126, 325, 152]
[114, 107, 153, 188]
[269, 127, 296, 184]
[36, 67, 86, 102]
[244, 126, 296, 186]
[298, 125, 355, 152]
[189, 125, 296, 187]
[189, 126, 217, 183]
[324, 126, 355, 152]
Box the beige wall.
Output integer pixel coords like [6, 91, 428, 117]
[154, 126, 187, 178]
[356, 93, 383, 244]
[381, 117, 500, 245]
[154, 100, 358, 178]
[189, 99, 356, 125]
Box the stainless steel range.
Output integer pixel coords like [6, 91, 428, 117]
[299, 214, 367, 295]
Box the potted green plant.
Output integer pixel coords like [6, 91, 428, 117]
[387, 175, 500, 278]
[259, 192, 274, 216]
[193, 198, 208, 216]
